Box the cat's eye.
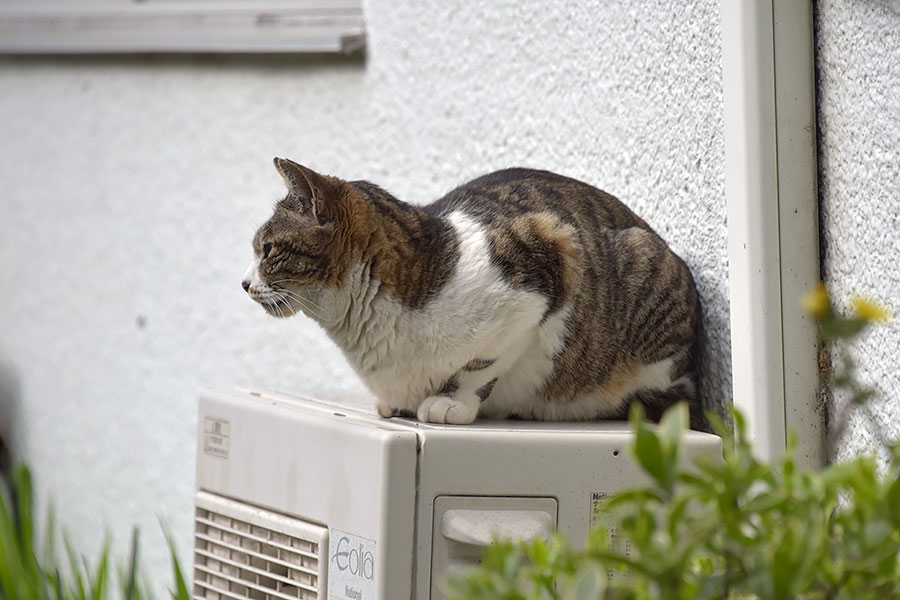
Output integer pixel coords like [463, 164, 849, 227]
[262, 243, 273, 258]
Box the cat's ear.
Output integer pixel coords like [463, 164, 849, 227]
[273, 157, 313, 201]
[273, 158, 334, 223]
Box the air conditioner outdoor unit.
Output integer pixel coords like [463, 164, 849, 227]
[193, 388, 721, 600]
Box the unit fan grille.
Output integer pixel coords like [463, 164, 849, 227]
[193, 492, 327, 600]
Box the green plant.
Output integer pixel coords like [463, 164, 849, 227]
[445, 289, 900, 600]
[804, 283, 894, 453]
[0, 465, 190, 600]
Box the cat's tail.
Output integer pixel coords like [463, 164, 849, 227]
[630, 298, 707, 432]
[687, 292, 708, 432]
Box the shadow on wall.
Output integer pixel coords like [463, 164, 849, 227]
[2, 52, 365, 73]
[696, 272, 732, 427]
[0, 361, 22, 482]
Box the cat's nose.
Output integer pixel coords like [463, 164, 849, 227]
[241, 280, 251, 293]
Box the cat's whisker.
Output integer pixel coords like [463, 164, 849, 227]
[276, 295, 295, 318]
[276, 290, 325, 320]
[272, 297, 286, 319]
[267, 279, 334, 304]
[282, 289, 328, 312]
[277, 289, 327, 317]
[267, 283, 329, 312]
[279, 291, 319, 311]
[268, 292, 289, 317]
[277, 292, 301, 318]
[294, 299, 325, 321]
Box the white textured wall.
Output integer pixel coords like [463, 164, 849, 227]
[816, 0, 900, 463]
[0, 1, 728, 593]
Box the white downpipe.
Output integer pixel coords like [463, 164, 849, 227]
[722, 0, 785, 460]
[722, 0, 821, 464]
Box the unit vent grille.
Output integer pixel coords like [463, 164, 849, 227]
[193, 491, 328, 600]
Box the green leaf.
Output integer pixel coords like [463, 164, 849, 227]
[659, 403, 687, 451]
[585, 526, 609, 553]
[821, 317, 865, 340]
[0, 472, 32, 600]
[12, 465, 39, 577]
[64, 535, 87, 600]
[524, 538, 549, 567]
[168, 546, 191, 600]
[42, 503, 58, 580]
[124, 528, 139, 600]
[666, 494, 694, 542]
[158, 521, 191, 600]
[631, 406, 672, 492]
[88, 537, 111, 600]
[706, 410, 734, 450]
[771, 527, 799, 599]
[822, 457, 868, 488]
[887, 474, 900, 528]
[862, 519, 892, 548]
[601, 489, 664, 511]
[659, 404, 687, 493]
[568, 566, 606, 600]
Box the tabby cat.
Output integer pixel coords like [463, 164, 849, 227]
[242, 158, 702, 427]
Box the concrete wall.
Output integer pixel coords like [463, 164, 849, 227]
[816, 0, 900, 463]
[0, 0, 729, 592]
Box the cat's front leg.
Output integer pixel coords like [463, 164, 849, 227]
[375, 403, 417, 419]
[417, 394, 479, 424]
[417, 363, 501, 424]
[375, 392, 477, 423]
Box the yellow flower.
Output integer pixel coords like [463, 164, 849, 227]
[851, 295, 891, 323]
[801, 282, 830, 318]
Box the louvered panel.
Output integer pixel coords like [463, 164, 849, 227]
[193, 491, 327, 600]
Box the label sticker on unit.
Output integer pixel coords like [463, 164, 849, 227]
[328, 529, 376, 600]
[591, 491, 631, 566]
[590, 491, 607, 529]
[203, 417, 230, 459]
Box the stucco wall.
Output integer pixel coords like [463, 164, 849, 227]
[0, 0, 728, 592]
[816, 0, 900, 463]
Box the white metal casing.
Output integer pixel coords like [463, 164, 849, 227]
[194, 388, 722, 600]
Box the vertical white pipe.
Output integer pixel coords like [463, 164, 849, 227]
[721, 0, 822, 464]
[722, 0, 787, 459]
[772, 0, 823, 467]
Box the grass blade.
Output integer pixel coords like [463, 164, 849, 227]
[89, 535, 111, 600]
[64, 534, 88, 600]
[13, 465, 40, 577]
[0, 474, 29, 600]
[124, 528, 140, 600]
[164, 529, 191, 600]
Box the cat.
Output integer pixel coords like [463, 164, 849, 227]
[242, 158, 703, 428]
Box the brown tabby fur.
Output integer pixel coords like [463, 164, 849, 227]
[249, 159, 703, 428]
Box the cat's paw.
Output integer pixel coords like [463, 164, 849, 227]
[417, 395, 478, 424]
[376, 403, 417, 419]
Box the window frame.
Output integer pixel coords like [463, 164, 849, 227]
[0, 1, 365, 54]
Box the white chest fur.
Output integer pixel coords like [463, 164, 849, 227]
[324, 211, 559, 415]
